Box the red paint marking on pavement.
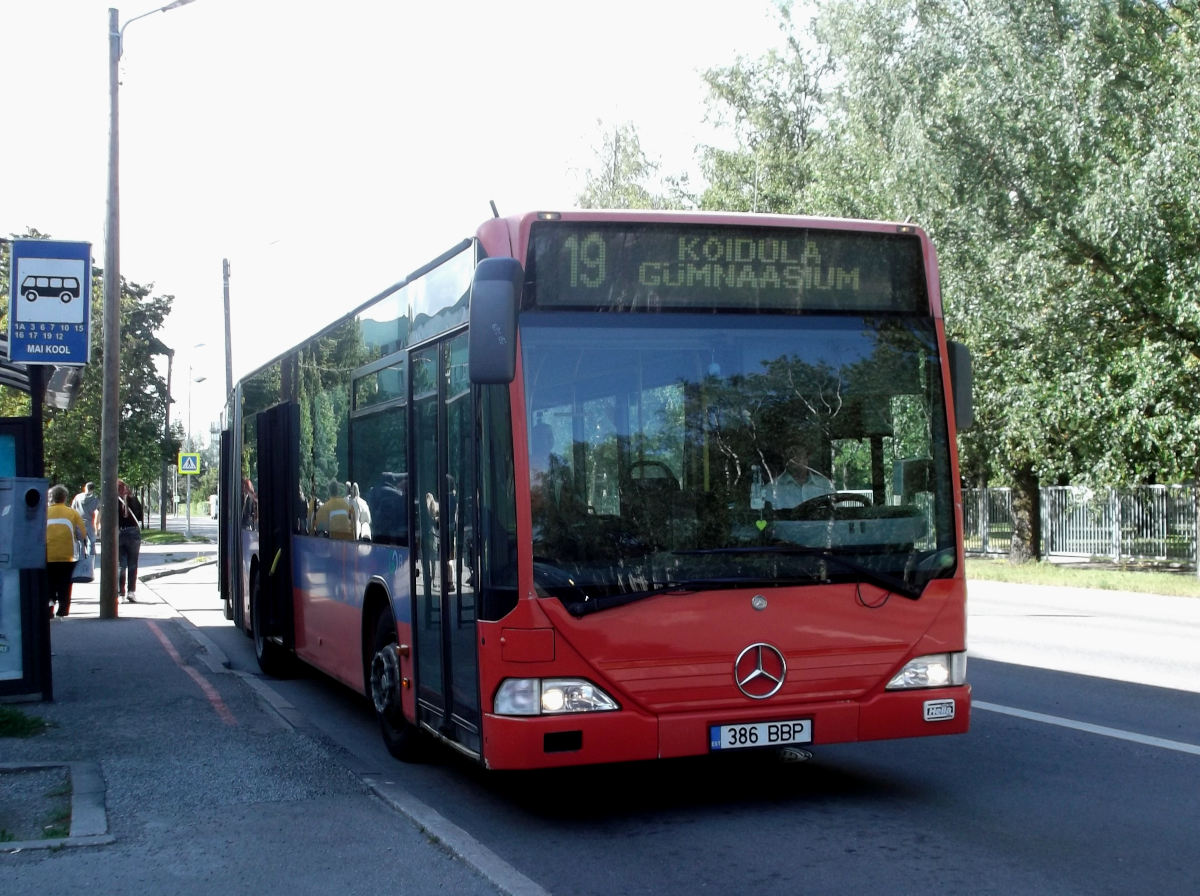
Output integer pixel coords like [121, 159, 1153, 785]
[147, 620, 237, 727]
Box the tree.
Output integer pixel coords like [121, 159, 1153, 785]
[577, 122, 683, 209]
[696, 0, 1200, 560]
[697, 4, 830, 214]
[0, 232, 50, 418]
[41, 278, 173, 495]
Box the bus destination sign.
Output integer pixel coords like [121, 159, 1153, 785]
[528, 222, 928, 314]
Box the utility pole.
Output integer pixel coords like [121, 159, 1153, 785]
[100, 1, 197, 618]
[100, 7, 122, 619]
[223, 257, 233, 400]
[159, 348, 174, 531]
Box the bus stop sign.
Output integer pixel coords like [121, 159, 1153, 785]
[6, 239, 92, 366]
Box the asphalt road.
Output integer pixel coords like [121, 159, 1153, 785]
[164, 568, 1200, 895]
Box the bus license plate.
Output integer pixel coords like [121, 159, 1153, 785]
[710, 719, 812, 751]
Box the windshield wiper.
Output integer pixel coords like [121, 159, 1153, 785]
[561, 576, 821, 618]
[674, 546, 924, 600]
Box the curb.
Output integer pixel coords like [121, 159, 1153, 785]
[139, 556, 217, 582]
[171, 616, 550, 896]
[0, 761, 114, 852]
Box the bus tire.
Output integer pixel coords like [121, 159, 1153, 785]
[251, 571, 294, 678]
[370, 610, 425, 762]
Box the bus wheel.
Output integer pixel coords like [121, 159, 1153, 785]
[251, 572, 294, 678]
[370, 611, 425, 761]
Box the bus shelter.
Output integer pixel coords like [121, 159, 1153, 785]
[0, 342, 52, 702]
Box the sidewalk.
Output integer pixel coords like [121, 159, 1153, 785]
[2, 548, 503, 895]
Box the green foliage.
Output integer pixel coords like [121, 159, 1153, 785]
[967, 557, 1200, 599]
[0, 705, 48, 737]
[142, 530, 206, 545]
[40, 277, 174, 493]
[577, 122, 687, 210]
[693, 0, 1200, 501]
[296, 317, 368, 498]
[698, 7, 830, 213]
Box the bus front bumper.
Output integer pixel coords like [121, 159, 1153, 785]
[480, 685, 971, 770]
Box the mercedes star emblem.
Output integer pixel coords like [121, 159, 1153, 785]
[734, 642, 786, 699]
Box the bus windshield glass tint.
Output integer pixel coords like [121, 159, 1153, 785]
[521, 313, 956, 606]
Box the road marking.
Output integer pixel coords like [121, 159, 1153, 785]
[148, 620, 238, 727]
[975, 701, 1200, 756]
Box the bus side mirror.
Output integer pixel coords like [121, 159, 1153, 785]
[947, 341, 973, 431]
[469, 257, 522, 384]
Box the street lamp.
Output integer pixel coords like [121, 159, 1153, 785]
[100, 0, 197, 618]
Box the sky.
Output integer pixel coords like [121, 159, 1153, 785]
[3, 0, 787, 441]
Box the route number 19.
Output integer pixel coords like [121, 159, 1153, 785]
[563, 233, 607, 288]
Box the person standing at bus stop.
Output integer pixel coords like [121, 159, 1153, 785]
[115, 479, 144, 602]
[71, 481, 99, 555]
[46, 484, 87, 619]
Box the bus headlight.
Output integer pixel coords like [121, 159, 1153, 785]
[886, 653, 967, 690]
[494, 678, 619, 716]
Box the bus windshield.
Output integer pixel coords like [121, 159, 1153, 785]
[521, 312, 956, 612]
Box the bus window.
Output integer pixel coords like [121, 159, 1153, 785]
[351, 397, 408, 544]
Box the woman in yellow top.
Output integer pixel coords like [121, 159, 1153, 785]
[46, 484, 87, 618]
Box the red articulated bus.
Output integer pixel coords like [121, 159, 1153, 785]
[218, 209, 974, 770]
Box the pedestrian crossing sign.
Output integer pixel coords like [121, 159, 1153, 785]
[179, 452, 201, 475]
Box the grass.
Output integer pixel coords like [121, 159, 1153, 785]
[0, 769, 71, 843]
[42, 781, 72, 839]
[0, 705, 48, 738]
[966, 557, 1200, 598]
[141, 531, 188, 545]
[141, 530, 211, 545]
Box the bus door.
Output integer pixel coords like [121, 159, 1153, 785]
[255, 402, 299, 653]
[411, 332, 481, 751]
[218, 426, 234, 622]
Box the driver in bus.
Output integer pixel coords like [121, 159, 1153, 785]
[764, 442, 835, 509]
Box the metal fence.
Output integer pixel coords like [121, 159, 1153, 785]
[963, 485, 1198, 568]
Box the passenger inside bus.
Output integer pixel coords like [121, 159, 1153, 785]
[312, 478, 355, 539]
[349, 482, 372, 540]
[240, 477, 258, 530]
[368, 472, 408, 544]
